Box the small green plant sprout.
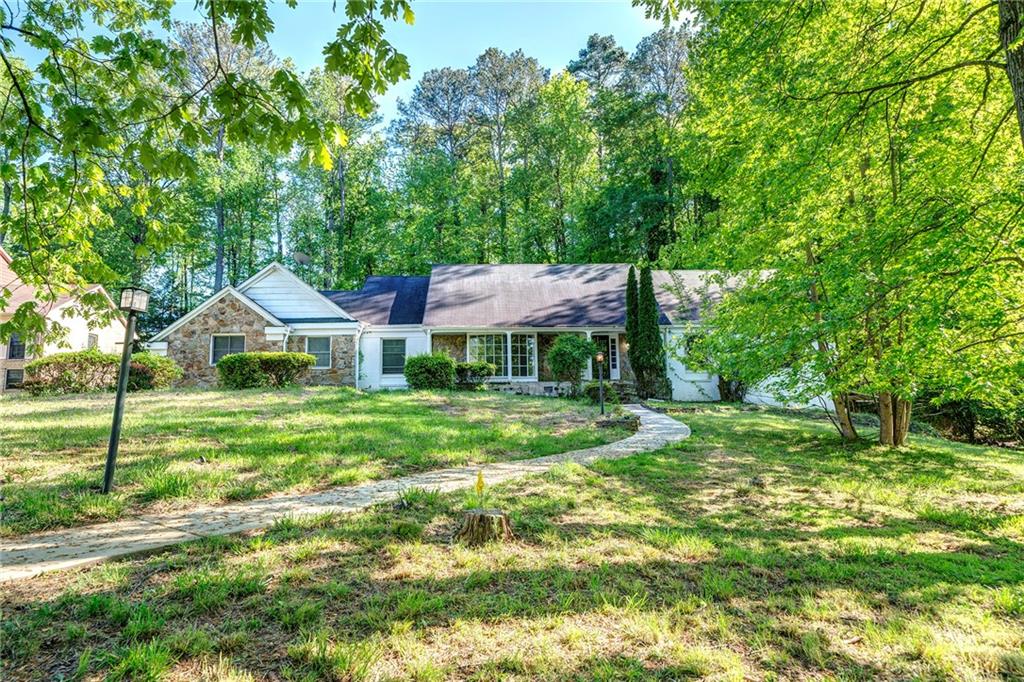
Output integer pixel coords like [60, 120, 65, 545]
[474, 470, 488, 509]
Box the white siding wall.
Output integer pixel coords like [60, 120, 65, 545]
[665, 328, 721, 401]
[359, 328, 429, 390]
[43, 308, 126, 355]
[242, 268, 342, 320]
[664, 327, 830, 408]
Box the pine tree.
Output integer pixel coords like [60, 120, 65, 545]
[625, 265, 639, 353]
[634, 265, 666, 398]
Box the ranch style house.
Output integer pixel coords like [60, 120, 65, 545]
[147, 261, 788, 404]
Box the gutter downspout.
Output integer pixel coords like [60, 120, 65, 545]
[353, 323, 365, 390]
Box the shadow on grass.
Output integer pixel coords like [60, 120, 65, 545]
[2, 408, 1022, 680]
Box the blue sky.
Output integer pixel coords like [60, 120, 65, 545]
[171, 0, 665, 124]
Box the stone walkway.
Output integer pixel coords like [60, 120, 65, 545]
[0, 405, 689, 582]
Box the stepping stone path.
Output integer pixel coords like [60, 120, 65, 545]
[0, 405, 689, 582]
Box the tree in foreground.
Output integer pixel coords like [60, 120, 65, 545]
[0, 0, 413, 348]
[676, 0, 1024, 446]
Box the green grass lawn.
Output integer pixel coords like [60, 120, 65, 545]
[0, 388, 626, 536]
[2, 404, 1023, 681]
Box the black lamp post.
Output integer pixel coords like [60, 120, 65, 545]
[595, 351, 605, 415]
[102, 286, 149, 494]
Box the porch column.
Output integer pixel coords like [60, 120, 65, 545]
[585, 330, 593, 380]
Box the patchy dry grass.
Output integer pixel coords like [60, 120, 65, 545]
[0, 388, 625, 536]
[1, 404, 1022, 680]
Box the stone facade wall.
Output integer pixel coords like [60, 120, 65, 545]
[431, 334, 466, 361]
[618, 335, 635, 382]
[285, 334, 356, 386]
[165, 296, 280, 387]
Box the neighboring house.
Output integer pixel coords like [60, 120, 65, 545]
[0, 245, 127, 393]
[147, 261, 801, 404]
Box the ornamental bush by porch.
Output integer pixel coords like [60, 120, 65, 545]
[456, 361, 496, 390]
[404, 352, 457, 390]
[217, 352, 315, 389]
[547, 334, 597, 398]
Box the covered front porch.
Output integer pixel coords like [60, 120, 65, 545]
[429, 328, 633, 392]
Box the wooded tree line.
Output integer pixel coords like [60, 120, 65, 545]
[67, 23, 707, 331]
[2, 0, 1022, 447]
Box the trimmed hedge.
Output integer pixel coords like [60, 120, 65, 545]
[23, 349, 183, 395]
[456, 361, 496, 390]
[404, 352, 456, 390]
[217, 352, 315, 389]
[128, 352, 183, 391]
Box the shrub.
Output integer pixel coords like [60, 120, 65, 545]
[24, 349, 119, 395]
[404, 353, 456, 390]
[455, 361, 495, 390]
[128, 353, 183, 391]
[217, 352, 315, 389]
[547, 334, 597, 398]
[258, 353, 316, 387]
[217, 354, 265, 389]
[583, 381, 620, 406]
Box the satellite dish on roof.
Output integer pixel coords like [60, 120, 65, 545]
[293, 251, 312, 265]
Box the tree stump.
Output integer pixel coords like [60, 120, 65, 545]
[454, 509, 515, 546]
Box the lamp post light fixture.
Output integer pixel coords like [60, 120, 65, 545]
[595, 351, 606, 416]
[102, 286, 150, 494]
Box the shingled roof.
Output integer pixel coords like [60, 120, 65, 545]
[322, 265, 735, 328]
[322, 276, 430, 326]
[421, 264, 734, 328]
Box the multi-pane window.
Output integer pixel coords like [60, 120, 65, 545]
[510, 334, 536, 378]
[381, 338, 406, 375]
[468, 334, 507, 377]
[8, 333, 25, 360]
[87, 333, 99, 350]
[306, 337, 331, 368]
[211, 335, 245, 365]
[5, 369, 24, 389]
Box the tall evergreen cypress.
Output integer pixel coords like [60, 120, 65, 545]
[625, 265, 639, 353]
[634, 265, 666, 398]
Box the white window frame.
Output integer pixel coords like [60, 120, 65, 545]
[465, 331, 538, 382]
[468, 333, 509, 379]
[209, 334, 246, 366]
[305, 336, 333, 369]
[381, 338, 407, 376]
[87, 333, 99, 350]
[509, 332, 538, 380]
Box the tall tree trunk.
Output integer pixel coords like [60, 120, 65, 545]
[833, 394, 859, 442]
[496, 128, 508, 261]
[805, 243, 858, 441]
[334, 156, 347, 287]
[878, 392, 895, 446]
[274, 180, 283, 261]
[878, 393, 911, 446]
[213, 123, 227, 291]
[1000, 0, 1024, 150]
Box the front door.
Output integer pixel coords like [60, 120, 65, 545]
[591, 334, 620, 381]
